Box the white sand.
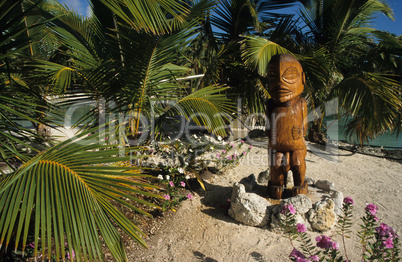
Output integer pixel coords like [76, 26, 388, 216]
[126, 143, 402, 262]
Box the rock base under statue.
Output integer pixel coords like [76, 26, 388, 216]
[228, 173, 343, 232]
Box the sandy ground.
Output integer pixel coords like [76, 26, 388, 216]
[125, 142, 402, 262]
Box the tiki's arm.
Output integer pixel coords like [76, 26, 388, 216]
[266, 99, 275, 137]
[301, 98, 308, 137]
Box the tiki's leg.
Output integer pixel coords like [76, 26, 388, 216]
[290, 149, 307, 196]
[268, 151, 288, 199]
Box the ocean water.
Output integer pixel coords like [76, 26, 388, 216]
[324, 118, 402, 149]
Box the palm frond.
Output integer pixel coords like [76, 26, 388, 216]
[97, 0, 190, 35]
[0, 127, 161, 261]
[154, 86, 235, 137]
[334, 72, 401, 144]
[211, 0, 261, 41]
[241, 35, 291, 76]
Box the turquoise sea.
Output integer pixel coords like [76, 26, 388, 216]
[324, 118, 402, 149]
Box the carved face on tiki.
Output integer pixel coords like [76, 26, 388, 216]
[267, 54, 305, 103]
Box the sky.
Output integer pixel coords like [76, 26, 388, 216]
[373, 0, 402, 36]
[58, 0, 402, 36]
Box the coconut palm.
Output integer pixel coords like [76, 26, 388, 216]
[0, 0, 48, 170]
[36, 0, 233, 139]
[241, 0, 402, 144]
[183, 0, 312, 119]
[0, 0, 234, 261]
[299, 0, 401, 144]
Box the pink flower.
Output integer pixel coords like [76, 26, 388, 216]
[216, 153, 221, 158]
[169, 181, 174, 187]
[233, 153, 237, 157]
[288, 205, 296, 215]
[243, 151, 246, 155]
[365, 203, 378, 217]
[163, 194, 170, 200]
[187, 194, 193, 199]
[332, 241, 339, 250]
[383, 238, 394, 249]
[227, 156, 232, 160]
[180, 181, 185, 187]
[241, 140, 244, 143]
[309, 255, 319, 261]
[222, 150, 226, 154]
[343, 197, 354, 205]
[289, 248, 305, 259]
[281, 204, 296, 215]
[376, 223, 392, 237]
[296, 223, 307, 233]
[316, 235, 333, 249]
[231, 143, 234, 147]
[249, 145, 253, 149]
[67, 249, 75, 259]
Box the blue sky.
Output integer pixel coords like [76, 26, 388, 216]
[58, 0, 402, 36]
[373, 0, 402, 35]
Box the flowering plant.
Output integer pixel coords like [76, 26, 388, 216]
[157, 174, 193, 211]
[280, 197, 400, 261]
[214, 139, 252, 173]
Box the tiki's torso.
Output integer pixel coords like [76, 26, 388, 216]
[267, 97, 306, 152]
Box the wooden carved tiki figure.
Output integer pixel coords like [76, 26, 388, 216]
[266, 54, 308, 199]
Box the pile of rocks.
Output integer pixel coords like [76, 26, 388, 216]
[228, 173, 344, 232]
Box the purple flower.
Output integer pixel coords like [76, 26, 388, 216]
[343, 197, 354, 205]
[163, 194, 170, 200]
[180, 181, 185, 187]
[169, 181, 174, 187]
[187, 193, 193, 199]
[383, 238, 394, 249]
[288, 205, 296, 215]
[309, 255, 319, 261]
[316, 235, 333, 249]
[365, 203, 378, 217]
[289, 248, 305, 259]
[296, 223, 307, 233]
[332, 241, 339, 250]
[281, 204, 296, 215]
[376, 223, 392, 237]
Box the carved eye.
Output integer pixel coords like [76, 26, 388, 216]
[282, 67, 300, 84]
[268, 73, 277, 83]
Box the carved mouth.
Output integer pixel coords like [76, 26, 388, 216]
[271, 87, 292, 95]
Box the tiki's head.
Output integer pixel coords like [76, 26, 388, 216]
[267, 54, 305, 103]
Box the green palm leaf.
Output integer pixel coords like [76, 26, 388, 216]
[335, 72, 401, 144]
[97, 0, 191, 35]
[154, 86, 235, 137]
[0, 128, 161, 261]
[241, 35, 291, 76]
